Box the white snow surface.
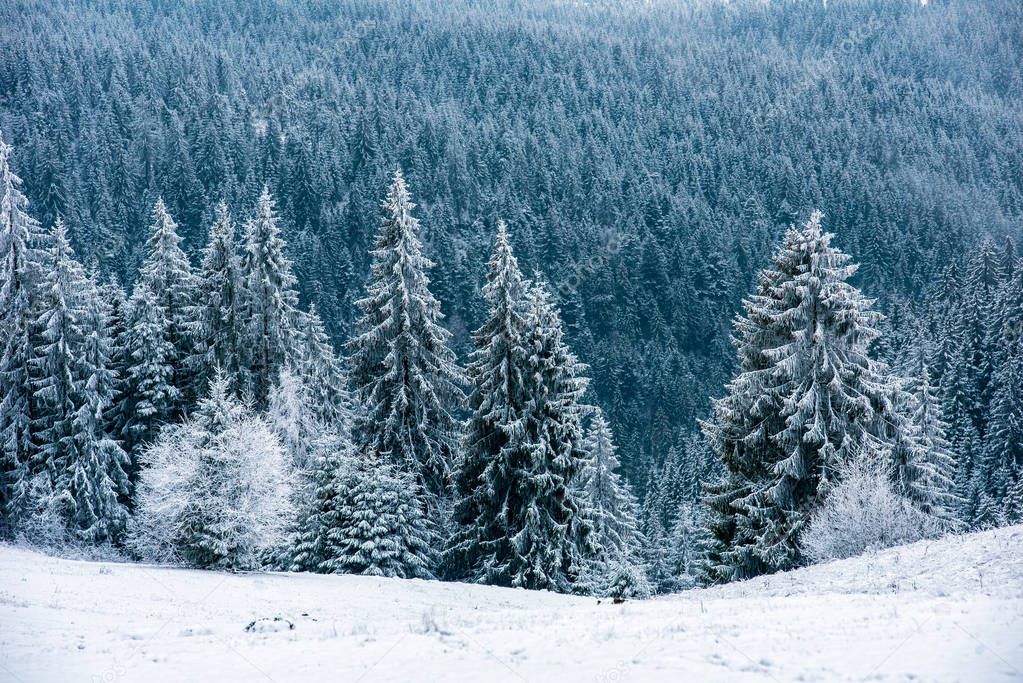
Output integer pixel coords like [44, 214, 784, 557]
[1, 526, 1021, 682]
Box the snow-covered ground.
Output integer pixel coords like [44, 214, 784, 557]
[1, 526, 1021, 683]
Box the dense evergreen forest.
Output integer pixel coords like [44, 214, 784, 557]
[1, 0, 1020, 499]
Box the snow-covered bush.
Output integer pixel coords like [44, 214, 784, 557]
[801, 458, 944, 564]
[127, 374, 295, 569]
[605, 560, 652, 599]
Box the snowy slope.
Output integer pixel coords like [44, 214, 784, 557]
[1, 526, 1020, 683]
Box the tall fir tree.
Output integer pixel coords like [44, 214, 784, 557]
[572, 408, 646, 593]
[701, 211, 918, 580]
[195, 201, 244, 392]
[62, 274, 130, 542]
[30, 219, 87, 479]
[117, 200, 195, 461]
[267, 366, 322, 471]
[120, 280, 178, 461]
[448, 224, 591, 591]
[240, 186, 300, 406]
[901, 362, 959, 521]
[347, 170, 464, 500]
[0, 130, 42, 532]
[136, 199, 197, 407]
[294, 306, 352, 430]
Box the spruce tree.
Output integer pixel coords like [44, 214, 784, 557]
[294, 306, 352, 430]
[30, 219, 87, 478]
[240, 186, 300, 406]
[136, 199, 197, 407]
[901, 362, 959, 521]
[120, 280, 178, 459]
[63, 274, 130, 542]
[572, 409, 646, 593]
[101, 275, 132, 463]
[701, 211, 915, 580]
[195, 201, 244, 392]
[448, 221, 531, 577]
[348, 170, 464, 500]
[290, 447, 437, 578]
[0, 130, 41, 531]
[267, 366, 322, 471]
[448, 224, 591, 592]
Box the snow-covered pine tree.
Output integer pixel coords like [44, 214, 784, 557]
[119, 280, 178, 459]
[136, 198, 197, 408]
[129, 371, 294, 569]
[0, 130, 42, 532]
[900, 361, 959, 521]
[62, 273, 130, 543]
[267, 366, 322, 471]
[448, 221, 532, 579]
[239, 186, 300, 406]
[195, 201, 244, 393]
[100, 275, 132, 464]
[348, 170, 464, 500]
[638, 434, 719, 592]
[984, 352, 1023, 525]
[667, 499, 711, 590]
[948, 240, 1006, 526]
[572, 408, 647, 594]
[294, 306, 352, 430]
[983, 265, 1023, 525]
[448, 227, 592, 592]
[290, 446, 437, 578]
[701, 210, 914, 580]
[30, 219, 87, 479]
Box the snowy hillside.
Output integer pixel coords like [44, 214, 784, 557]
[2, 526, 1020, 683]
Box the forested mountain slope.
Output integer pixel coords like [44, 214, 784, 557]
[1, 0, 1020, 482]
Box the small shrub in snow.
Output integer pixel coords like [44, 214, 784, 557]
[127, 373, 295, 569]
[801, 458, 944, 564]
[605, 560, 652, 599]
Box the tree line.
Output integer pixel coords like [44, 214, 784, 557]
[4, 123, 1020, 593]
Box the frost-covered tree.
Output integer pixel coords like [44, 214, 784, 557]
[195, 201, 244, 392]
[119, 281, 178, 458]
[348, 170, 464, 499]
[128, 372, 294, 569]
[240, 186, 300, 406]
[668, 499, 711, 590]
[448, 226, 591, 592]
[984, 352, 1023, 525]
[0, 130, 42, 531]
[61, 274, 129, 543]
[137, 198, 197, 406]
[901, 362, 959, 521]
[449, 221, 531, 577]
[294, 306, 352, 430]
[573, 409, 646, 593]
[30, 219, 86, 476]
[702, 211, 917, 580]
[291, 447, 437, 578]
[101, 276, 132, 461]
[267, 366, 322, 471]
[800, 456, 944, 563]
